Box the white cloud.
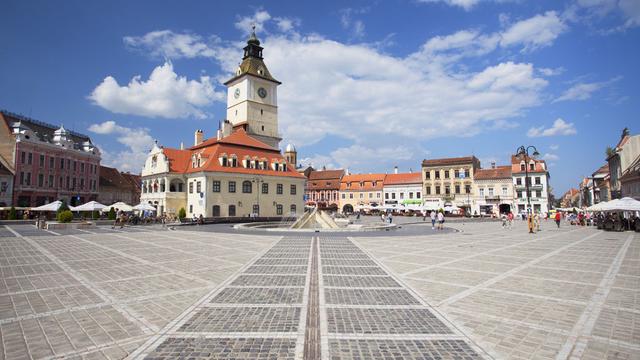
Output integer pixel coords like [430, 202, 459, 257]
[274, 17, 300, 33]
[122, 10, 552, 173]
[549, 144, 559, 150]
[538, 67, 565, 76]
[340, 8, 368, 39]
[570, 0, 640, 31]
[543, 153, 560, 161]
[417, 0, 482, 11]
[235, 9, 272, 34]
[554, 77, 620, 102]
[500, 11, 568, 51]
[89, 62, 223, 119]
[88, 121, 156, 172]
[123, 31, 218, 59]
[527, 118, 577, 137]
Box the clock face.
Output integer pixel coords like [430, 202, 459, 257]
[234, 88, 240, 99]
[257, 87, 267, 99]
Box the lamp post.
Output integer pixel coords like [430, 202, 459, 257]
[515, 145, 540, 214]
[252, 176, 264, 217]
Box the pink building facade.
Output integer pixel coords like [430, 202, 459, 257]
[1, 111, 101, 207]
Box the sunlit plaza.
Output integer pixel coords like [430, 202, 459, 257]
[1, 221, 638, 359]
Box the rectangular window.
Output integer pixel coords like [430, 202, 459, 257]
[502, 187, 508, 195]
[409, 192, 413, 199]
[262, 183, 269, 194]
[72, 178, 76, 190]
[228, 181, 236, 193]
[290, 184, 296, 195]
[454, 170, 459, 178]
[189, 182, 193, 193]
[196, 181, 201, 193]
[479, 188, 485, 196]
[60, 158, 64, 169]
[399, 193, 404, 199]
[277, 184, 283, 194]
[417, 192, 421, 198]
[26, 173, 31, 186]
[392, 193, 396, 199]
[359, 193, 364, 199]
[425, 171, 431, 179]
[212, 180, 221, 192]
[536, 190, 542, 198]
[276, 204, 283, 215]
[349, 193, 353, 199]
[530, 163, 535, 171]
[517, 191, 523, 198]
[445, 186, 450, 195]
[80, 178, 84, 189]
[81, 163, 85, 173]
[27, 153, 32, 165]
[20, 172, 24, 185]
[516, 178, 522, 185]
[435, 186, 440, 195]
[39, 154, 44, 167]
[66, 159, 70, 169]
[435, 170, 440, 179]
[464, 169, 470, 178]
[48, 175, 54, 188]
[377, 193, 380, 198]
[342, 194, 345, 199]
[426, 187, 431, 195]
[455, 185, 460, 194]
[189, 205, 193, 213]
[73, 161, 77, 172]
[444, 170, 449, 179]
[465, 185, 471, 194]
[488, 188, 494, 196]
[38, 174, 43, 187]
[49, 157, 54, 169]
[385, 193, 389, 199]
[21, 152, 25, 164]
[535, 177, 541, 185]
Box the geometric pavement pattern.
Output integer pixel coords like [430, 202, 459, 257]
[1, 222, 639, 359]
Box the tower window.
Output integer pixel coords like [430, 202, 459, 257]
[260, 109, 263, 115]
[261, 125, 265, 131]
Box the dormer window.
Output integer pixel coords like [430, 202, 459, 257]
[529, 162, 535, 171]
[372, 181, 377, 187]
[520, 162, 525, 171]
[282, 163, 287, 172]
[359, 182, 364, 187]
[220, 156, 228, 167]
[191, 155, 197, 168]
[151, 155, 157, 168]
[231, 156, 238, 167]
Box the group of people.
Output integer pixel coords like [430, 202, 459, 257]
[422, 210, 445, 230]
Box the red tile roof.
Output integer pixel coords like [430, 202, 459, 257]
[161, 128, 304, 179]
[511, 155, 547, 174]
[308, 169, 345, 180]
[383, 173, 422, 185]
[340, 174, 386, 191]
[475, 166, 512, 180]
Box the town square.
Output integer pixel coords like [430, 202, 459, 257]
[1, 0, 640, 359]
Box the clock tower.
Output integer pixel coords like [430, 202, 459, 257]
[224, 27, 282, 148]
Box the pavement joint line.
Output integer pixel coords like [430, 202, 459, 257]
[200, 303, 304, 308]
[590, 335, 640, 351]
[126, 235, 284, 360]
[0, 279, 83, 296]
[301, 236, 319, 360]
[65, 233, 215, 287]
[150, 332, 299, 339]
[349, 235, 496, 360]
[323, 304, 429, 309]
[402, 276, 474, 289]
[0, 286, 213, 325]
[325, 334, 468, 340]
[317, 237, 330, 360]
[400, 228, 584, 276]
[107, 232, 246, 266]
[471, 287, 589, 306]
[155, 230, 270, 254]
[6, 232, 159, 335]
[438, 231, 604, 307]
[46, 334, 150, 360]
[556, 233, 634, 360]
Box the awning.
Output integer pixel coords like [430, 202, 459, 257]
[70, 201, 106, 212]
[102, 202, 134, 212]
[31, 201, 62, 212]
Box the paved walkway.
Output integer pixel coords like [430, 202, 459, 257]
[0, 222, 638, 359]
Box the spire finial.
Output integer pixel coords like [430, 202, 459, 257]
[247, 24, 260, 45]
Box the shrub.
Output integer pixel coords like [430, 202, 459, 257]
[107, 207, 116, 220]
[8, 206, 17, 220]
[57, 210, 73, 223]
[178, 207, 186, 219]
[56, 200, 69, 217]
[92, 210, 99, 220]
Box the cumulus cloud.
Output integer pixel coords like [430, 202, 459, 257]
[88, 121, 156, 172]
[89, 62, 223, 119]
[527, 118, 577, 137]
[543, 153, 560, 161]
[340, 8, 368, 39]
[235, 9, 272, 34]
[538, 67, 565, 76]
[499, 11, 568, 51]
[123, 31, 218, 59]
[572, 0, 640, 31]
[122, 10, 553, 173]
[549, 144, 559, 150]
[417, 0, 482, 11]
[554, 77, 621, 102]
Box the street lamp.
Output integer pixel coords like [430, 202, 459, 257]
[515, 145, 540, 214]
[251, 176, 264, 217]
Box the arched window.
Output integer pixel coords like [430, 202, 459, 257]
[242, 180, 252, 193]
[212, 205, 220, 217]
[282, 163, 287, 172]
[230, 156, 237, 167]
[290, 204, 297, 214]
[228, 205, 236, 217]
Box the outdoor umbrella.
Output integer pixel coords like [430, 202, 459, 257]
[602, 197, 640, 212]
[69, 201, 106, 212]
[133, 203, 157, 211]
[30, 201, 62, 211]
[586, 201, 608, 212]
[102, 202, 134, 212]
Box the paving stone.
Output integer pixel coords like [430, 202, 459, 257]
[144, 337, 296, 360]
[328, 339, 482, 359]
[244, 265, 307, 274]
[210, 288, 304, 304]
[231, 275, 306, 287]
[327, 308, 453, 334]
[322, 266, 387, 276]
[179, 306, 301, 333]
[325, 288, 420, 305]
[323, 275, 400, 288]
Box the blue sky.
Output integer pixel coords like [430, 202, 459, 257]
[1, 0, 639, 197]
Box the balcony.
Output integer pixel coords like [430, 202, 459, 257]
[485, 195, 501, 201]
[442, 194, 455, 201]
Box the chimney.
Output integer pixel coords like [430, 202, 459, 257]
[217, 129, 222, 140]
[345, 168, 350, 176]
[180, 142, 184, 150]
[491, 162, 496, 169]
[194, 129, 204, 146]
[394, 166, 398, 174]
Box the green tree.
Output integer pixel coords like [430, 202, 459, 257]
[8, 206, 17, 220]
[92, 210, 99, 220]
[56, 200, 69, 217]
[108, 207, 116, 220]
[56, 210, 73, 223]
[606, 146, 616, 158]
[178, 207, 186, 219]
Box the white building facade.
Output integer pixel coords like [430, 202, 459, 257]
[511, 155, 551, 215]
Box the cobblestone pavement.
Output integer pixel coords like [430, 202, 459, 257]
[1, 222, 638, 359]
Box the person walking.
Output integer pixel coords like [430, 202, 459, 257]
[508, 212, 514, 229]
[501, 213, 507, 228]
[430, 210, 437, 230]
[388, 213, 393, 224]
[535, 212, 541, 232]
[380, 212, 386, 223]
[437, 211, 445, 230]
[527, 212, 535, 234]
[555, 211, 561, 228]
